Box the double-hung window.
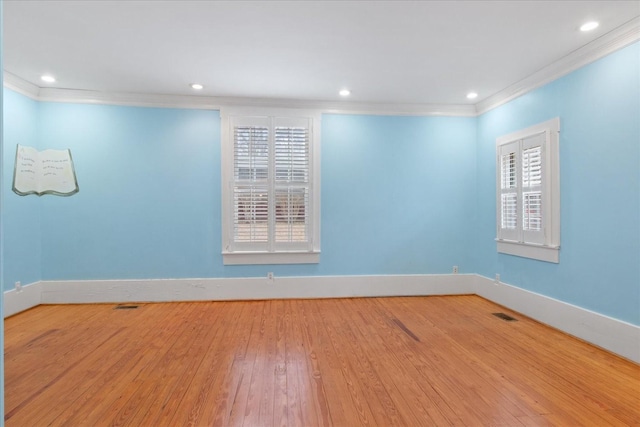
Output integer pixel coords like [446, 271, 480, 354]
[496, 118, 560, 263]
[221, 108, 320, 265]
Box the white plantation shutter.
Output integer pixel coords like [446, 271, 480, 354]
[522, 133, 545, 244]
[498, 141, 519, 242]
[233, 187, 268, 244]
[275, 187, 309, 244]
[522, 145, 542, 188]
[501, 193, 517, 229]
[234, 125, 269, 181]
[501, 151, 517, 190]
[231, 118, 270, 250]
[274, 125, 309, 183]
[523, 192, 542, 228]
[224, 113, 317, 257]
[274, 120, 310, 246]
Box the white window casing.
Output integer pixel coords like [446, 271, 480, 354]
[221, 107, 321, 265]
[496, 118, 560, 263]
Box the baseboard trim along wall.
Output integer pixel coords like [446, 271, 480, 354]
[473, 275, 640, 364]
[4, 274, 474, 316]
[4, 274, 639, 363]
[4, 281, 43, 318]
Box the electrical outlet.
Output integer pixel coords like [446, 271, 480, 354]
[452, 266, 458, 274]
[15, 281, 22, 292]
[495, 274, 500, 284]
[267, 272, 274, 282]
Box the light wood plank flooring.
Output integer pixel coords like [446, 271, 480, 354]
[5, 296, 640, 426]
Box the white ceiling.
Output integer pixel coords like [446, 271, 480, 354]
[4, 1, 640, 109]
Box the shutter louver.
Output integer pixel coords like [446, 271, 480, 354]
[275, 187, 308, 243]
[500, 149, 518, 232]
[522, 144, 543, 235]
[501, 193, 517, 229]
[523, 191, 542, 231]
[498, 142, 519, 241]
[234, 126, 269, 181]
[501, 152, 517, 190]
[275, 127, 309, 183]
[522, 146, 542, 187]
[233, 125, 269, 246]
[233, 186, 268, 243]
[274, 126, 310, 244]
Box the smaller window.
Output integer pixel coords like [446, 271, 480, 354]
[496, 118, 560, 263]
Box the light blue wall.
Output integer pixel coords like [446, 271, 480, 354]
[475, 42, 640, 325]
[38, 103, 220, 280]
[2, 90, 42, 288]
[23, 100, 475, 281]
[320, 114, 477, 275]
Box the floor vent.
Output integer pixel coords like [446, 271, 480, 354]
[115, 305, 139, 310]
[492, 312, 517, 321]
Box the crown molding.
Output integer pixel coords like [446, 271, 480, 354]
[4, 17, 639, 118]
[3, 73, 475, 117]
[3, 71, 40, 99]
[476, 16, 640, 115]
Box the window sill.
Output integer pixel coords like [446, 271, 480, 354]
[223, 251, 320, 265]
[496, 239, 559, 263]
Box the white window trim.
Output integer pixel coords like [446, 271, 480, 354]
[496, 118, 560, 263]
[222, 251, 320, 265]
[221, 107, 321, 265]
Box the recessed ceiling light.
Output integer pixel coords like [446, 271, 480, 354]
[580, 21, 599, 32]
[339, 89, 351, 97]
[466, 92, 478, 100]
[190, 83, 204, 90]
[41, 75, 56, 83]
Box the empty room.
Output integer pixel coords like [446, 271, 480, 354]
[1, 1, 639, 426]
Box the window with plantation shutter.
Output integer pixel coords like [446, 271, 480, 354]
[221, 108, 320, 265]
[496, 118, 560, 263]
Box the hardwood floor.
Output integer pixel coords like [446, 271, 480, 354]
[4, 296, 640, 426]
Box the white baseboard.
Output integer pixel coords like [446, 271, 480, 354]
[7, 275, 471, 317]
[39, 274, 474, 304]
[4, 281, 43, 317]
[473, 274, 640, 364]
[5, 274, 638, 364]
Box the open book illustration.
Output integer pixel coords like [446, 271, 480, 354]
[12, 144, 79, 196]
